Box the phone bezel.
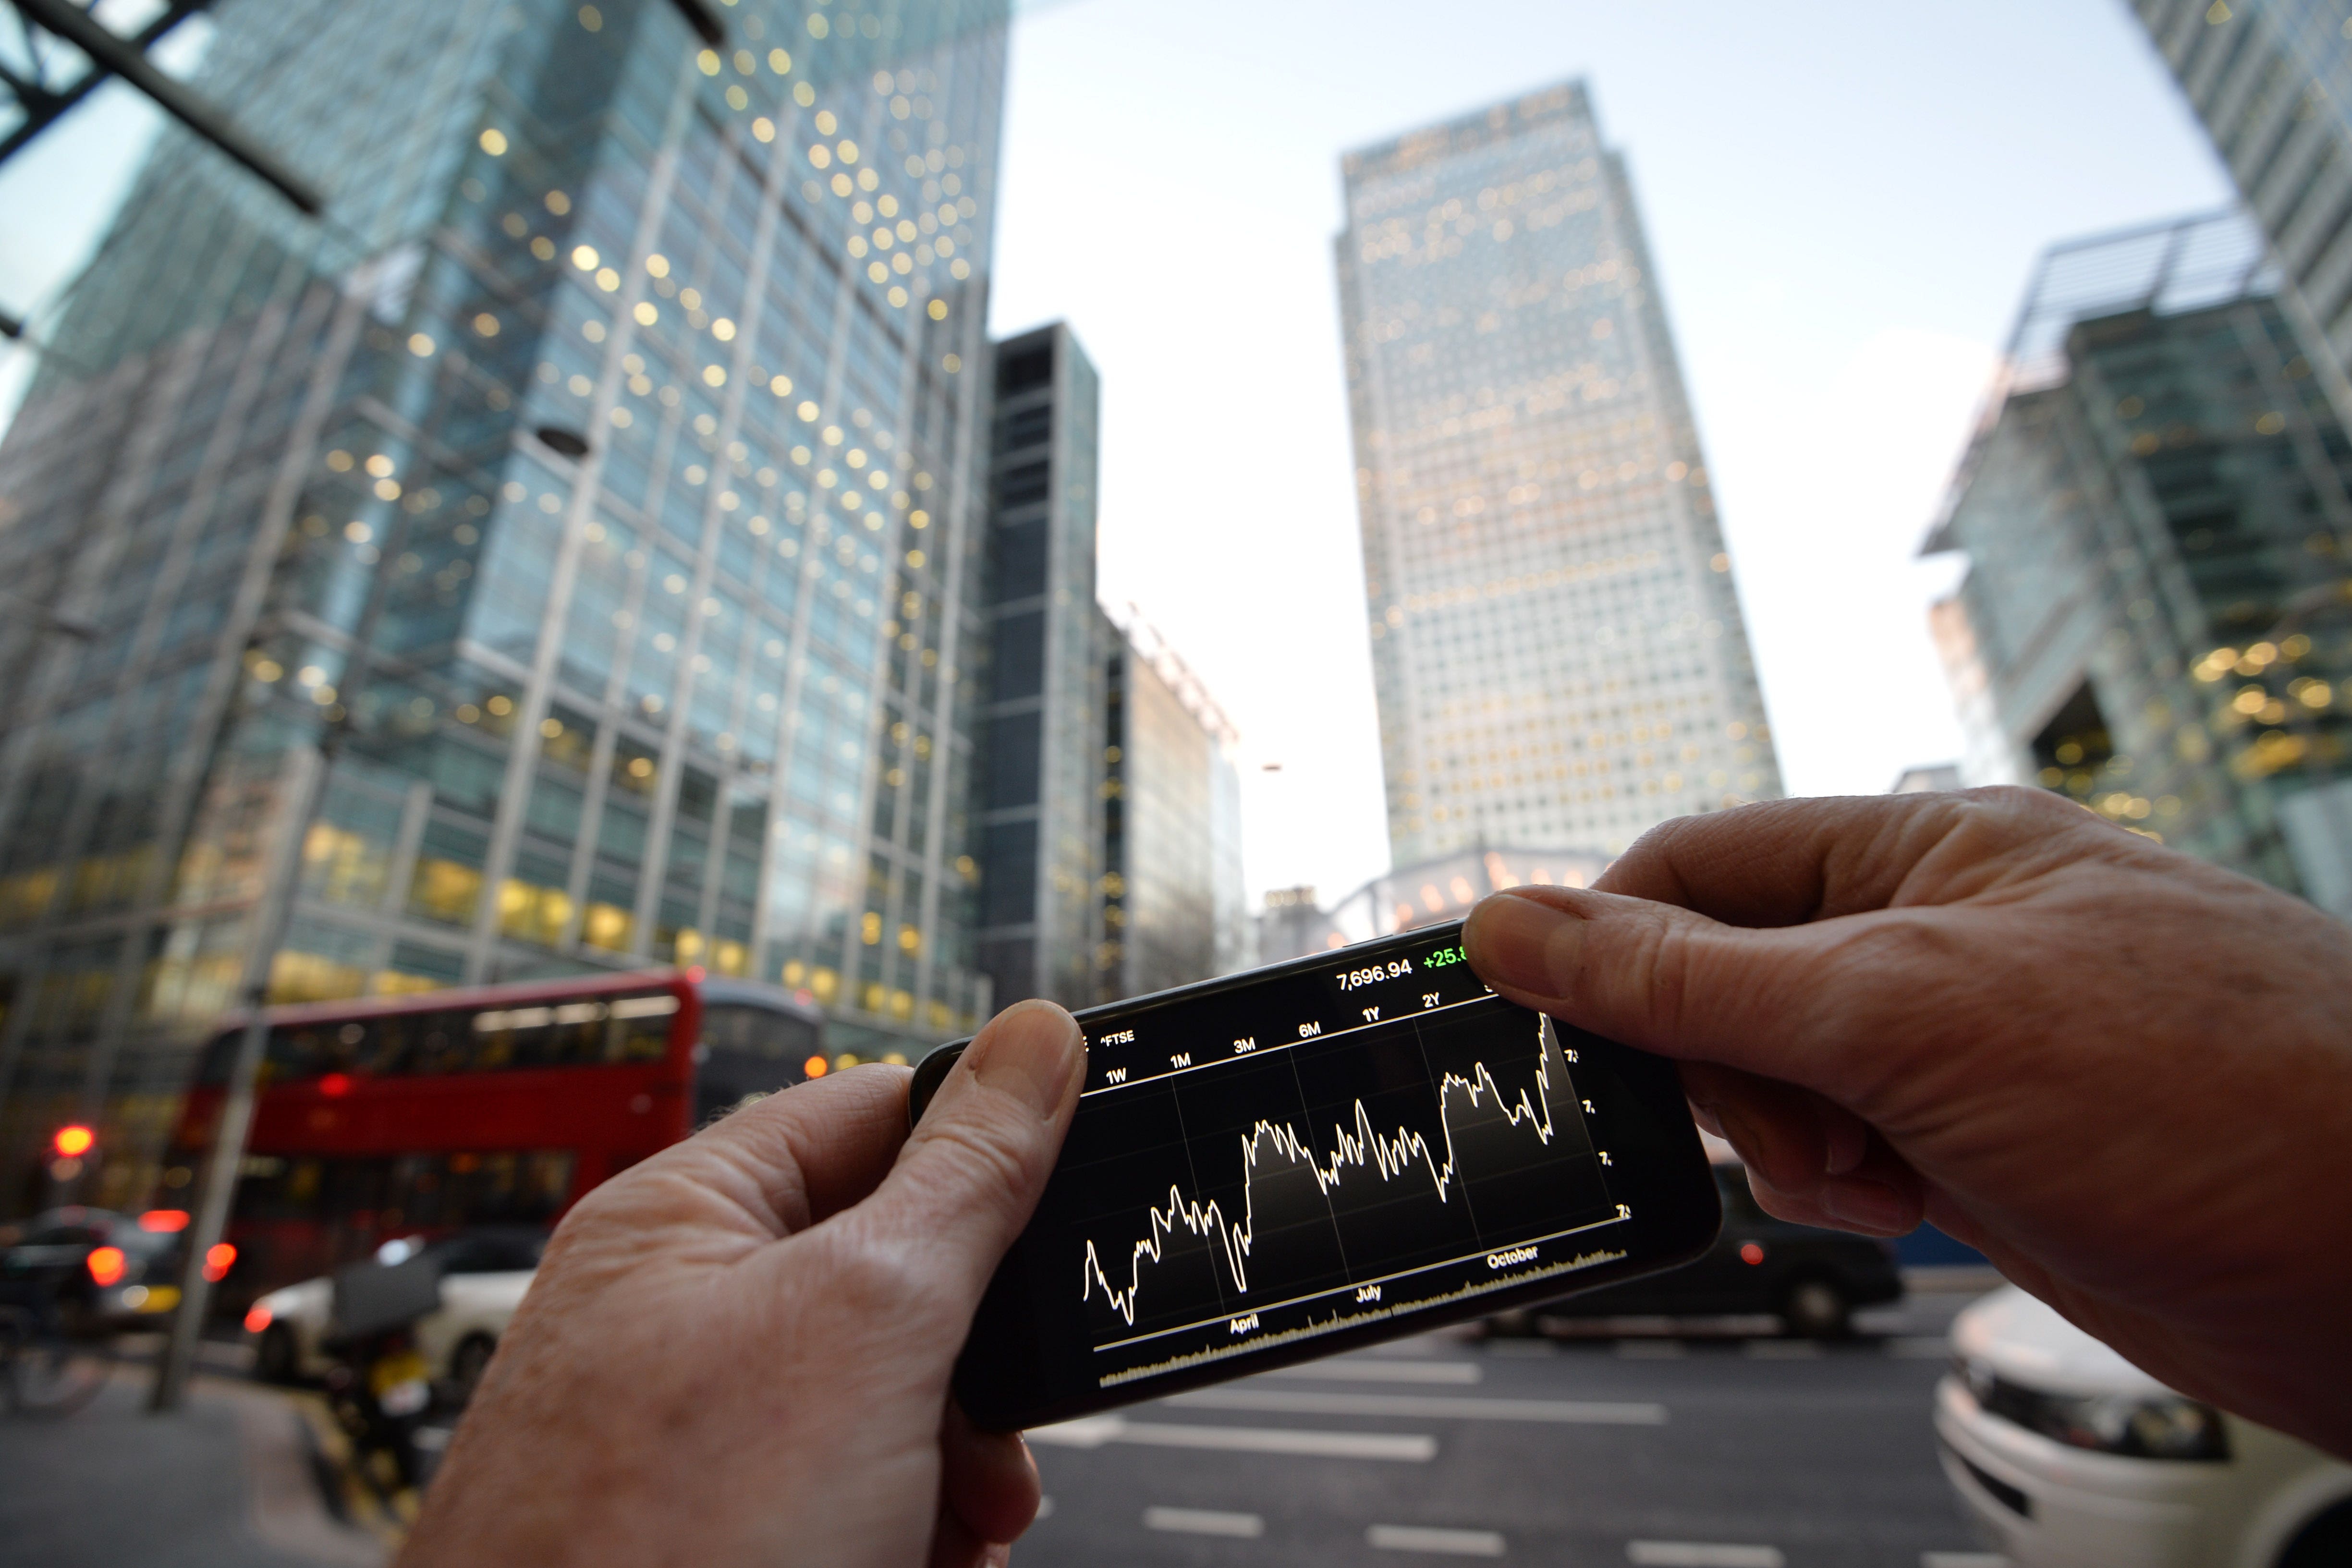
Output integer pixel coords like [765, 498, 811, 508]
[910, 920, 1721, 1430]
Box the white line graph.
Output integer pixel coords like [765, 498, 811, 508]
[1081, 1016, 1563, 1326]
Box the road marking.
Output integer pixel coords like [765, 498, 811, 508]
[1482, 1340, 1555, 1357]
[1167, 1388, 1666, 1425]
[1888, 1337, 1953, 1359]
[1627, 1544, 1784, 1568]
[1369, 1524, 1508, 1556]
[1920, 1555, 2006, 1568]
[1614, 1340, 1687, 1359]
[1028, 1414, 1437, 1461]
[1743, 1340, 1822, 1360]
[1263, 1358, 1482, 1385]
[1035, 1496, 1053, 1521]
[1145, 1507, 1264, 1538]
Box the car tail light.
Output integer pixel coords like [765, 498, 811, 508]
[87, 1245, 126, 1287]
[203, 1242, 236, 1283]
[244, 1303, 273, 1334]
[139, 1208, 191, 1232]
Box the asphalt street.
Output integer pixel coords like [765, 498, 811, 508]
[0, 1290, 1997, 1568]
[1016, 1293, 1997, 1568]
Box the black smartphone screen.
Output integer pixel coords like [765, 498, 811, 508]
[910, 919, 1720, 1430]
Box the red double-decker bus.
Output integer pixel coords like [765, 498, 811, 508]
[169, 972, 824, 1310]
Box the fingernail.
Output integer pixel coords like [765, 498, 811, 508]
[1820, 1179, 1914, 1235]
[1464, 890, 1578, 997]
[960, 1000, 1083, 1119]
[1822, 1119, 1867, 1177]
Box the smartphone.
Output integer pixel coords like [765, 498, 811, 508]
[909, 918, 1720, 1431]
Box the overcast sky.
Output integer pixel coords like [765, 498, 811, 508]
[986, 0, 2235, 907]
[2, 1, 2237, 909]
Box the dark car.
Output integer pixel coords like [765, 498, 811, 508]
[0, 1206, 204, 1334]
[1520, 1164, 1904, 1338]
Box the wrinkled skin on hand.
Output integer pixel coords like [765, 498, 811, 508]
[397, 999, 1085, 1568]
[1463, 787, 2352, 1459]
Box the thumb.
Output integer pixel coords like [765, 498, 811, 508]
[1463, 885, 1822, 1071]
[860, 999, 1085, 1303]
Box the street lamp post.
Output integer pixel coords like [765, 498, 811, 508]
[148, 728, 340, 1410]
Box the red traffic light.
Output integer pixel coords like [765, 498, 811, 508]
[51, 1124, 95, 1159]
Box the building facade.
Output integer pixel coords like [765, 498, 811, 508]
[1093, 608, 1248, 1001]
[1929, 211, 2352, 917]
[1335, 79, 1780, 863]
[0, 0, 1011, 1215]
[973, 323, 1100, 1010]
[2130, 0, 2352, 425]
[1254, 845, 1611, 965]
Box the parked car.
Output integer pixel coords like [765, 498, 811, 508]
[246, 1227, 544, 1401]
[0, 1206, 221, 1332]
[1938, 1286, 2352, 1567]
[1511, 1162, 1903, 1337]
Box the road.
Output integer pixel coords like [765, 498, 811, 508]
[1016, 1293, 1995, 1568]
[0, 1292, 1995, 1568]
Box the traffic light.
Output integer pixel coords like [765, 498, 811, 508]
[48, 1124, 95, 1181]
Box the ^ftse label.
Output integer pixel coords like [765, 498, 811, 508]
[1487, 1244, 1538, 1269]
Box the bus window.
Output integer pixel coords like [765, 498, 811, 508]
[462, 993, 674, 1071]
[700, 1004, 818, 1062]
[233, 1151, 576, 1241]
[692, 1005, 820, 1128]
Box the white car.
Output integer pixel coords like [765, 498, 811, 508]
[1937, 1286, 2352, 1566]
[246, 1229, 543, 1402]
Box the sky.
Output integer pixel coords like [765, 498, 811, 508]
[1, 1, 2237, 910]
[984, 0, 2235, 906]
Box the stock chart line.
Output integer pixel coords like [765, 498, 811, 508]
[1081, 1017, 1563, 1327]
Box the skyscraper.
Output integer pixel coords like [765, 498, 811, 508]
[1093, 608, 1249, 1000]
[1336, 81, 1779, 863]
[1929, 210, 2352, 918]
[0, 0, 1009, 1214]
[2128, 1, 2352, 421]
[975, 322, 1102, 1010]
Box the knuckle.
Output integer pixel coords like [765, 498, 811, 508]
[910, 1113, 1041, 1215]
[818, 1230, 931, 1315]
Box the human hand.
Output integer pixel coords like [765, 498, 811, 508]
[396, 998, 1085, 1568]
[1462, 787, 2352, 1457]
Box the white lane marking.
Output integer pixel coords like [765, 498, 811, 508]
[1034, 1497, 1053, 1521]
[1145, 1507, 1264, 1538]
[1627, 1544, 1784, 1568]
[1027, 1414, 1437, 1461]
[1614, 1340, 1687, 1359]
[1920, 1555, 2007, 1568]
[1167, 1387, 1666, 1425]
[1265, 1358, 1482, 1385]
[1743, 1340, 1822, 1360]
[1370, 1524, 1508, 1556]
[1889, 1337, 1953, 1358]
[1482, 1340, 1555, 1357]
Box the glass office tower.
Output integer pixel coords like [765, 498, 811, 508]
[1336, 81, 1780, 863]
[974, 323, 1101, 1010]
[2130, 0, 2352, 422]
[0, 0, 1008, 1214]
[1092, 608, 1248, 1001]
[1931, 211, 2352, 919]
